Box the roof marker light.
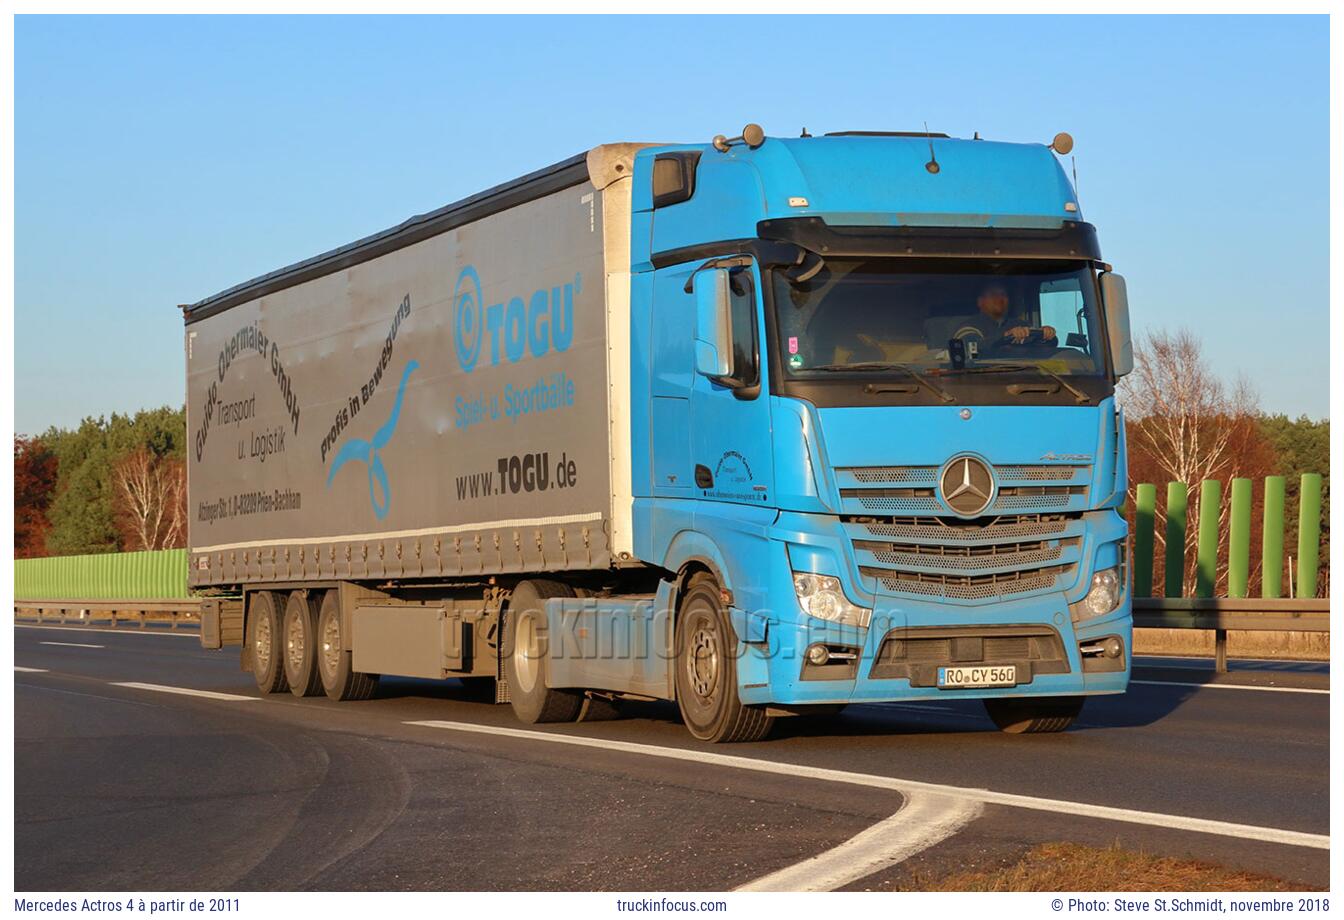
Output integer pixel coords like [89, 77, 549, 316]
[788, 196, 809, 208]
[1050, 132, 1075, 155]
[1064, 202, 1078, 212]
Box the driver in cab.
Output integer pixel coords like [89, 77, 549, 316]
[959, 283, 1055, 346]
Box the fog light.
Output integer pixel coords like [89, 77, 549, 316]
[806, 644, 830, 666]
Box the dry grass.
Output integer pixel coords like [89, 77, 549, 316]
[1133, 627, 1329, 661]
[903, 842, 1309, 892]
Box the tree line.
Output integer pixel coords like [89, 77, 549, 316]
[13, 329, 1330, 596]
[15, 406, 187, 557]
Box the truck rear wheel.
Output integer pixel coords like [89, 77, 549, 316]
[316, 589, 378, 702]
[283, 591, 324, 697]
[247, 591, 289, 695]
[984, 696, 1084, 734]
[674, 573, 773, 743]
[503, 579, 583, 723]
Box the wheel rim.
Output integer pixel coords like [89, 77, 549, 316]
[321, 611, 341, 680]
[286, 607, 305, 676]
[254, 610, 273, 672]
[513, 611, 541, 694]
[685, 612, 720, 704]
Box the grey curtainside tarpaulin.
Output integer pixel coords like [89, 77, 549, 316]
[184, 145, 649, 589]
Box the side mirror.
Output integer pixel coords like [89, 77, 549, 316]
[1100, 271, 1133, 377]
[693, 268, 732, 378]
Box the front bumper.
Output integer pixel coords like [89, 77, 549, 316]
[737, 593, 1131, 706]
[733, 513, 1132, 706]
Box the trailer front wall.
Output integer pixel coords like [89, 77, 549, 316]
[186, 182, 613, 588]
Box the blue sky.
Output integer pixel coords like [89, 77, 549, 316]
[14, 14, 1330, 433]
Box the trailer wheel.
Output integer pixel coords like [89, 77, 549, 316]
[316, 589, 378, 702]
[673, 573, 774, 743]
[984, 696, 1084, 734]
[247, 591, 289, 695]
[503, 579, 583, 723]
[283, 591, 324, 697]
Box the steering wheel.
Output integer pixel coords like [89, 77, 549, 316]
[996, 328, 1054, 347]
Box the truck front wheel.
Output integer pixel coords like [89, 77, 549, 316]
[316, 589, 378, 702]
[503, 579, 583, 723]
[983, 696, 1084, 733]
[247, 591, 289, 695]
[674, 573, 773, 743]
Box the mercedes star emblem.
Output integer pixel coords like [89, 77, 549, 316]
[940, 456, 994, 516]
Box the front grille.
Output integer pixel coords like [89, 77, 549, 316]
[835, 460, 1090, 604]
[847, 512, 1083, 603]
[836, 462, 1091, 516]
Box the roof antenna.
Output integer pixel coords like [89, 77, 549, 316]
[801, 126, 811, 137]
[923, 121, 940, 174]
[1072, 155, 1079, 200]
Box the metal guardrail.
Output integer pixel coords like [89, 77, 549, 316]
[14, 599, 202, 630]
[1133, 598, 1329, 672]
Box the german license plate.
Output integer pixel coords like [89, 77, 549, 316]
[937, 665, 1017, 688]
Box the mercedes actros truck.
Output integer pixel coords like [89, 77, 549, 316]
[188, 125, 1133, 742]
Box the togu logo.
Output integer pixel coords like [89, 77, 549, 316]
[453, 264, 578, 373]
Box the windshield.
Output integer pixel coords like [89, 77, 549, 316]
[772, 258, 1107, 379]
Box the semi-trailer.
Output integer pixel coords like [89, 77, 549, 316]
[187, 125, 1133, 742]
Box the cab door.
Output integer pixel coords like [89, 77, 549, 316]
[688, 258, 775, 511]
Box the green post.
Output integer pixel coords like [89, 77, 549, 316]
[1261, 476, 1285, 598]
[1133, 484, 1156, 598]
[1164, 481, 1188, 598]
[1296, 473, 1322, 599]
[1227, 478, 1252, 598]
[1195, 479, 1221, 598]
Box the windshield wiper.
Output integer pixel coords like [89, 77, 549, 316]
[806, 363, 956, 403]
[949, 363, 1091, 405]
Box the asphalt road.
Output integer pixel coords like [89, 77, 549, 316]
[13, 623, 1330, 891]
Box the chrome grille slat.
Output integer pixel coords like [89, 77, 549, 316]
[853, 516, 1072, 543]
[863, 543, 1066, 573]
[862, 564, 1070, 600]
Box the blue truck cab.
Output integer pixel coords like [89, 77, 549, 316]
[623, 127, 1133, 741]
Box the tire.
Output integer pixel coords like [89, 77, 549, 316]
[577, 694, 623, 722]
[247, 591, 289, 695]
[282, 591, 324, 698]
[984, 696, 1084, 734]
[503, 579, 583, 724]
[673, 573, 774, 743]
[315, 589, 378, 702]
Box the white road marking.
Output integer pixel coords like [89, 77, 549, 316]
[405, 719, 1328, 851]
[737, 792, 983, 891]
[14, 666, 48, 673]
[111, 682, 257, 702]
[39, 641, 104, 649]
[16, 624, 198, 638]
[1131, 679, 1328, 696]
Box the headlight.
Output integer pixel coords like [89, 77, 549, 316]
[792, 573, 871, 628]
[1073, 567, 1121, 621]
